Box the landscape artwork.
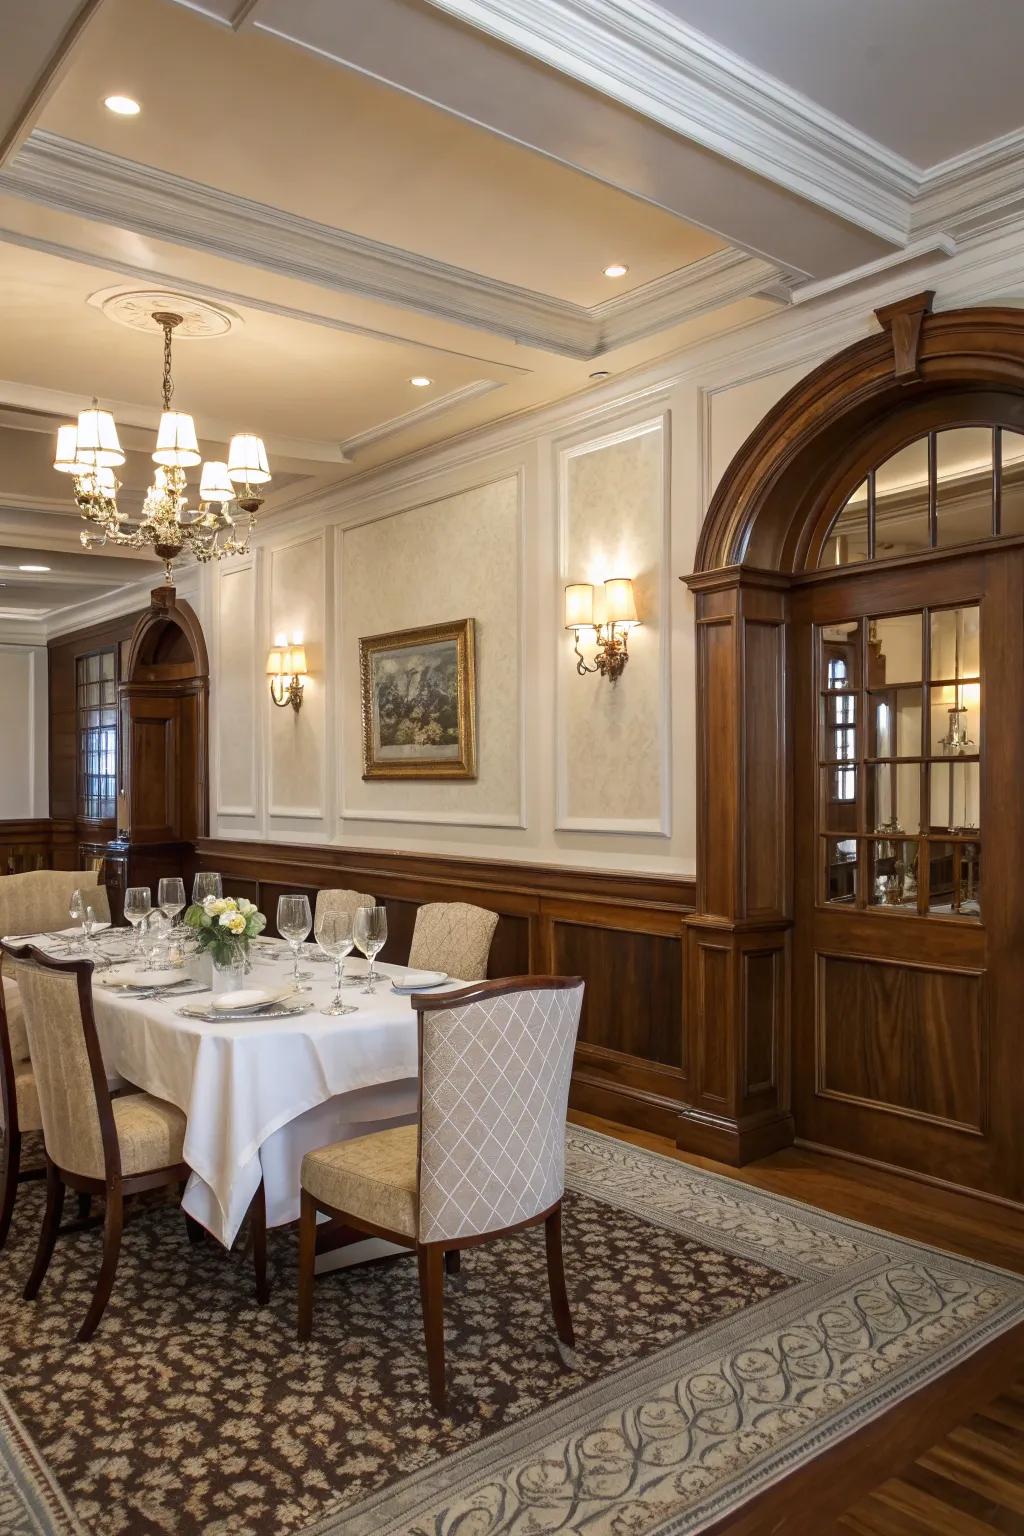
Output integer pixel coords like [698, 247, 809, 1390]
[359, 618, 477, 779]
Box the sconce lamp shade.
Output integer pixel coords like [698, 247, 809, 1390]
[227, 434, 271, 485]
[604, 577, 638, 626]
[564, 582, 594, 629]
[286, 645, 308, 676]
[153, 410, 202, 467]
[54, 423, 92, 475]
[266, 649, 283, 677]
[75, 408, 125, 468]
[199, 460, 235, 503]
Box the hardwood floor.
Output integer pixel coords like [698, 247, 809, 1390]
[568, 1110, 1024, 1535]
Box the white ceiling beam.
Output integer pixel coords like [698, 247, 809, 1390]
[0, 0, 105, 165]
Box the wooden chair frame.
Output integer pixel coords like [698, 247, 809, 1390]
[2, 944, 195, 1341]
[297, 974, 583, 1409]
[0, 967, 47, 1250]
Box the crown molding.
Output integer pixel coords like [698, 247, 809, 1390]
[0, 131, 784, 360]
[912, 127, 1024, 244]
[420, 0, 916, 244]
[338, 380, 504, 458]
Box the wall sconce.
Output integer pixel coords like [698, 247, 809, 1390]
[266, 632, 308, 712]
[564, 577, 639, 682]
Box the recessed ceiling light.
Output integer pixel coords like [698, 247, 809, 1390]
[104, 94, 141, 116]
[409, 376, 433, 388]
[18, 564, 51, 573]
[603, 263, 629, 278]
[589, 370, 611, 380]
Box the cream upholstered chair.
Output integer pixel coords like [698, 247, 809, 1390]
[407, 901, 499, 981]
[314, 888, 376, 925]
[0, 868, 110, 938]
[2, 944, 190, 1341]
[298, 974, 585, 1408]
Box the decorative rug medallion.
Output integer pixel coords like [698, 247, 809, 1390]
[1, 1127, 1022, 1534]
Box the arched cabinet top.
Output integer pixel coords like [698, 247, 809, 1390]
[693, 298, 1024, 577]
[124, 585, 209, 682]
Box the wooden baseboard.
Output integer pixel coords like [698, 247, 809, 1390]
[676, 1106, 796, 1165]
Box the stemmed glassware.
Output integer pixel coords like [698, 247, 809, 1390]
[277, 894, 313, 993]
[158, 877, 186, 923]
[353, 906, 387, 994]
[192, 872, 223, 905]
[68, 888, 86, 951]
[314, 910, 357, 1016]
[123, 886, 153, 956]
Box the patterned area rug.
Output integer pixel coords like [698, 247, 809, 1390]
[1, 1126, 1022, 1535]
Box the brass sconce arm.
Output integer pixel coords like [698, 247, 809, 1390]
[269, 673, 305, 712]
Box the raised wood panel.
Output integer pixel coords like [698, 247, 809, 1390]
[696, 942, 731, 1103]
[697, 618, 736, 919]
[816, 952, 985, 1134]
[743, 948, 780, 1096]
[552, 920, 683, 1069]
[743, 618, 786, 917]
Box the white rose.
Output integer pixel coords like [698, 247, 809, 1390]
[237, 898, 255, 916]
[225, 913, 247, 935]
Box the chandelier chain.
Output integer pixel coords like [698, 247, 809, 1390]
[161, 320, 174, 411]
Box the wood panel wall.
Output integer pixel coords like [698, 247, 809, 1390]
[194, 837, 695, 1137]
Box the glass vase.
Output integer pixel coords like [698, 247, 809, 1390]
[211, 940, 248, 994]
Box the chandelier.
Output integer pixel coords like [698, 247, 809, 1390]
[52, 310, 271, 581]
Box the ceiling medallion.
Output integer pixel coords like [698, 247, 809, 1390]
[52, 307, 269, 582]
[89, 287, 239, 338]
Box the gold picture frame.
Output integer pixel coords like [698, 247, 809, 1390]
[359, 618, 477, 780]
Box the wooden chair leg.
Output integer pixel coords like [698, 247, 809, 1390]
[418, 1244, 447, 1410]
[250, 1178, 269, 1305]
[183, 1212, 205, 1245]
[23, 1161, 65, 1300]
[297, 1189, 317, 1341]
[78, 1185, 124, 1342]
[545, 1204, 575, 1351]
[76, 1191, 92, 1221]
[444, 1249, 460, 1276]
[0, 1129, 21, 1251]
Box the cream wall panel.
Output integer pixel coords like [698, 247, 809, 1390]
[340, 473, 522, 828]
[268, 532, 328, 823]
[0, 646, 46, 819]
[707, 361, 816, 500]
[557, 419, 668, 833]
[214, 561, 258, 820]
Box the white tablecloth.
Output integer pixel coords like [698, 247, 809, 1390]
[8, 937, 432, 1246]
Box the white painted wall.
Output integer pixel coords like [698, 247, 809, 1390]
[0, 645, 48, 819]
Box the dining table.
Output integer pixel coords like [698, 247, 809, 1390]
[4, 932, 446, 1256]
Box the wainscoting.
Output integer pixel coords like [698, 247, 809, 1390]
[194, 838, 695, 1138]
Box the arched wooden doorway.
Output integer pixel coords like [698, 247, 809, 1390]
[683, 294, 1024, 1206]
[104, 585, 209, 921]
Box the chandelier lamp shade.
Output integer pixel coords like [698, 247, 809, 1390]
[51, 309, 271, 580]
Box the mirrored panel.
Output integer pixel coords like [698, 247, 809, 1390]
[868, 763, 922, 834]
[930, 760, 981, 833]
[929, 681, 981, 761]
[872, 439, 930, 557]
[868, 838, 920, 909]
[868, 613, 923, 686]
[820, 621, 860, 690]
[868, 688, 922, 757]
[936, 427, 993, 546]
[930, 605, 980, 680]
[824, 836, 858, 904]
[820, 480, 869, 567]
[1001, 429, 1024, 536]
[928, 841, 981, 917]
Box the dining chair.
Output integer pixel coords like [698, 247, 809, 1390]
[0, 966, 43, 1252]
[0, 868, 111, 938]
[297, 974, 585, 1409]
[407, 901, 499, 981]
[314, 888, 376, 925]
[2, 943, 192, 1341]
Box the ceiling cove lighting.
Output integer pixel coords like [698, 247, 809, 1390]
[603, 263, 629, 278]
[409, 376, 433, 387]
[104, 94, 141, 115]
[52, 309, 271, 582]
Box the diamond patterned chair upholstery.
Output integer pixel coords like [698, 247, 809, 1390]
[314, 888, 376, 926]
[1, 944, 190, 1339]
[407, 901, 499, 981]
[298, 975, 585, 1408]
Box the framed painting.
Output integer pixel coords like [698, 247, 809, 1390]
[359, 618, 477, 780]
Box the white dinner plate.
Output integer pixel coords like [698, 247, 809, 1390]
[208, 986, 295, 1014]
[390, 970, 448, 994]
[95, 966, 189, 990]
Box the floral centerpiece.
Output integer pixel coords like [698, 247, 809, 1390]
[183, 895, 266, 970]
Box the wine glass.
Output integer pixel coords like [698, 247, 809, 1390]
[315, 910, 357, 1016]
[140, 911, 170, 972]
[353, 905, 387, 994]
[123, 886, 152, 955]
[277, 894, 313, 992]
[68, 887, 85, 950]
[192, 871, 223, 906]
[158, 876, 186, 923]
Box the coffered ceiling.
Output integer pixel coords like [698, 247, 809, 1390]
[1, 0, 1023, 631]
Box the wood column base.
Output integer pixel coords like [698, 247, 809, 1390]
[676, 1106, 795, 1165]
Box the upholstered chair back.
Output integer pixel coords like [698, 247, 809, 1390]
[2, 949, 112, 1180]
[408, 902, 499, 981]
[416, 978, 584, 1244]
[314, 888, 376, 927]
[0, 869, 110, 941]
